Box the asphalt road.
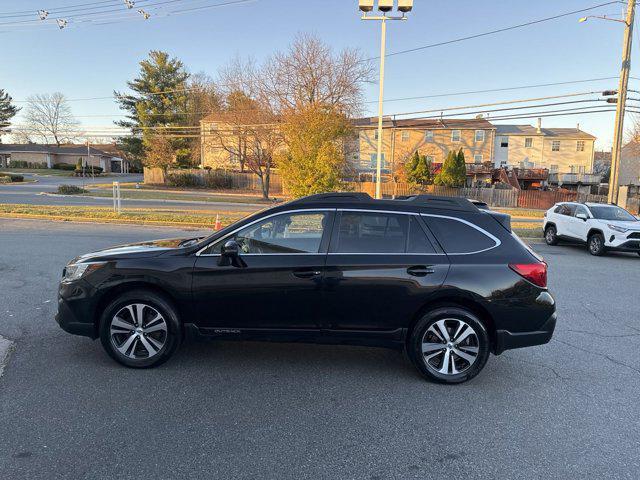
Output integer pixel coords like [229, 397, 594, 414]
[0, 173, 264, 212]
[0, 219, 639, 479]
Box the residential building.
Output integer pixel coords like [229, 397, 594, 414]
[0, 144, 125, 172]
[619, 141, 640, 186]
[493, 120, 598, 191]
[353, 117, 497, 178]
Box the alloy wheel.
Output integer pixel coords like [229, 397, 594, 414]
[546, 228, 555, 244]
[421, 318, 479, 375]
[589, 236, 602, 254]
[109, 303, 168, 359]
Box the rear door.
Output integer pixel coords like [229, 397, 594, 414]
[322, 210, 449, 332]
[555, 203, 577, 238]
[192, 209, 333, 331]
[567, 204, 591, 240]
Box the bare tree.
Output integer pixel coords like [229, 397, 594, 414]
[186, 72, 223, 166]
[258, 33, 374, 116]
[23, 92, 79, 146]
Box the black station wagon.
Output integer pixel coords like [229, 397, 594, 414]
[56, 193, 556, 383]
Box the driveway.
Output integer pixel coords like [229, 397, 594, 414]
[0, 219, 638, 479]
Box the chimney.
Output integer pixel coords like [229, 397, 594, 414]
[536, 118, 542, 133]
[576, 123, 580, 132]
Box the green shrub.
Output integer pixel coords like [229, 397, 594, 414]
[0, 173, 24, 182]
[8, 161, 46, 169]
[53, 163, 76, 171]
[74, 166, 104, 176]
[203, 170, 233, 189]
[57, 185, 88, 195]
[166, 173, 202, 188]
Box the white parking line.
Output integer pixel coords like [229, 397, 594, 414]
[0, 335, 15, 378]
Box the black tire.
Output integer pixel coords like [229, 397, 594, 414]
[587, 233, 606, 256]
[408, 307, 490, 384]
[544, 225, 559, 246]
[99, 290, 182, 368]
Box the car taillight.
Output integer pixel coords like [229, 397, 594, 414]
[509, 262, 547, 288]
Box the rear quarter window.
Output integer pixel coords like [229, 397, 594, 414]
[422, 215, 499, 254]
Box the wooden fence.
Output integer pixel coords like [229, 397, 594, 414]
[144, 168, 283, 194]
[349, 181, 609, 210]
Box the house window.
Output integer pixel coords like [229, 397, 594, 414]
[577, 140, 585, 152]
[525, 138, 533, 148]
[570, 165, 586, 174]
[552, 140, 561, 151]
[451, 130, 461, 142]
[425, 130, 434, 142]
[550, 164, 558, 173]
[500, 136, 509, 148]
[370, 153, 386, 169]
[474, 130, 485, 142]
[373, 130, 379, 141]
[401, 130, 410, 142]
[474, 154, 483, 164]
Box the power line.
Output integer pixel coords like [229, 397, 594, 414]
[0, 0, 155, 20]
[367, 1, 624, 61]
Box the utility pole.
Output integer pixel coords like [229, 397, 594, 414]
[609, 0, 636, 204]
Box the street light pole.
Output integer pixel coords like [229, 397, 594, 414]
[609, 0, 636, 204]
[375, 17, 388, 200]
[360, 0, 412, 199]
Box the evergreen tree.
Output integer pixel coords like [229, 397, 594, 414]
[115, 51, 191, 167]
[405, 151, 433, 187]
[0, 89, 20, 141]
[456, 148, 468, 184]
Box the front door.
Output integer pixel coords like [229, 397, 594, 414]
[567, 204, 590, 240]
[322, 210, 449, 332]
[192, 209, 334, 331]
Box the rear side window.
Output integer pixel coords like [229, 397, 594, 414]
[423, 216, 498, 254]
[335, 212, 435, 254]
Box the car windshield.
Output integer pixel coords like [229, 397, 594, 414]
[589, 205, 638, 222]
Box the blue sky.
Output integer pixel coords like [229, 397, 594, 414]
[0, 0, 636, 148]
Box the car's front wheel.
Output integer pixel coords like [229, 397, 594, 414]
[99, 290, 182, 368]
[588, 233, 606, 256]
[544, 225, 559, 246]
[408, 307, 490, 384]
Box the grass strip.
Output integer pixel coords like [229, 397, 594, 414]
[0, 204, 250, 228]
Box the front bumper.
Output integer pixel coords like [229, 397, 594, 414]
[55, 280, 98, 339]
[605, 232, 640, 251]
[494, 311, 556, 355]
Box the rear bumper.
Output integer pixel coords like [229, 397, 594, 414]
[494, 312, 556, 355]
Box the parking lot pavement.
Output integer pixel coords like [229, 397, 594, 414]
[0, 218, 639, 480]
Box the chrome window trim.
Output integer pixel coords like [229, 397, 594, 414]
[196, 208, 334, 257]
[420, 213, 501, 255]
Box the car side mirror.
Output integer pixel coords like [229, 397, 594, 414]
[218, 240, 245, 267]
[576, 213, 588, 221]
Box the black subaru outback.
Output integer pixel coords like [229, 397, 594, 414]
[56, 193, 556, 384]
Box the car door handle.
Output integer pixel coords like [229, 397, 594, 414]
[407, 265, 435, 277]
[293, 269, 322, 279]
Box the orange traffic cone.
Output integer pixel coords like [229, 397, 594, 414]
[214, 214, 222, 231]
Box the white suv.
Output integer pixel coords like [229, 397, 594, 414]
[543, 202, 640, 256]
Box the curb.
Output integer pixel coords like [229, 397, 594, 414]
[0, 335, 15, 378]
[40, 192, 265, 208]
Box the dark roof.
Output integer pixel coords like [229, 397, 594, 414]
[0, 144, 113, 156]
[353, 116, 495, 130]
[495, 124, 595, 139]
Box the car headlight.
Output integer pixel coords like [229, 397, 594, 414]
[607, 224, 629, 233]
[62, 262, 106, 282]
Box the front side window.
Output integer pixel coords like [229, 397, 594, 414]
[475, 130, 485, 142]
[335, 212, 435, 254]
[552, 140, 561, 152]
[451, 130, 461, 142]
[525, 138, 533, 148]
[589, 205, 638, 222]
[577, 140, 585, 152]
[423, 216, 497, 254]
[474, 154, 483, 164]
[401, 130, 410, 142]
[574, 205, 589, 218]
[500, 136, 509, 148]
[210, 211, 328, 254]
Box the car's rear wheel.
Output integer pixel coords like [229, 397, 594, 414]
[544, 225, 559, 246]
[99, 290, 182, 368]
[588, 233, 606, 256]
[408, 307, 490, 384]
